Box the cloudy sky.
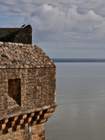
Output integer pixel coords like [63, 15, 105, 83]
[0, 0, 105, 58]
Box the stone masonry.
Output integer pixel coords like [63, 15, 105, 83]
[0, 42, 56, 140]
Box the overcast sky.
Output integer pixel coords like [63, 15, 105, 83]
[0, 0, 105, 58]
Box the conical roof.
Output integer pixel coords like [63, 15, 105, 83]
[0, 42, 55, 68]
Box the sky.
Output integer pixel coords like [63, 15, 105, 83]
[0, 0, 105, 58]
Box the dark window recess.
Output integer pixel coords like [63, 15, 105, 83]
[8, 79, 21, 106]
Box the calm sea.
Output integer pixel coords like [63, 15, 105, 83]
[46, 63, 105, 140]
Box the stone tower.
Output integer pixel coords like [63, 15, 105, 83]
[0, 25, 32, 44]
[0, 26, 56, 140]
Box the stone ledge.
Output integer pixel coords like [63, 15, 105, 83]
[0, 104, 56, 134]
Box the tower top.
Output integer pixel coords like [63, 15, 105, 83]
[0, 25, 32, 44]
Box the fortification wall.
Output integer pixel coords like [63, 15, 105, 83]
[0, 67, 55, 119]
[0, 124, 45, 140]
[0, 42, 56, 140]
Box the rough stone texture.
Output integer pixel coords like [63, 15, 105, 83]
[0, 42, 55, 68]
[0, 66, 55, 119]
[0, 42, 56, 140]
[0, 42, 56, 118]
[31, 124, 45, 140]
[0, 124, 45, 140]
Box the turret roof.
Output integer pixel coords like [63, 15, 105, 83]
[0, 42, 55, 68]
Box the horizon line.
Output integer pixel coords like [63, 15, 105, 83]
[52, 58, 105, 63]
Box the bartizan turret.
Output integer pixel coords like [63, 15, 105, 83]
[0, 25, 56, 140]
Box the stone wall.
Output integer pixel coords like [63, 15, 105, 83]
[0, 124, 45, 140]
[0, 42, 56, 140]
[0, 67, 55, 119]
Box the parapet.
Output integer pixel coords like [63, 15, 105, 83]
[0, 25, 32, 44]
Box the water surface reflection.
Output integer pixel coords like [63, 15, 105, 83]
[46, 63, 105, 140]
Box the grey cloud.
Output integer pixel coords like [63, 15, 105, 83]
[0, 0, 105, 44]
[28, 4, 105, 43]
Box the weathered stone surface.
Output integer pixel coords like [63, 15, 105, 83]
[0, 124, 45, 140]
[0, 67, 56, 118]
[0, 41, 56, 140]
[0, 106, 55, 139]
[0, 42, 55, 68]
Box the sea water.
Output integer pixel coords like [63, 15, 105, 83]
[46, 63, 105, 140]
